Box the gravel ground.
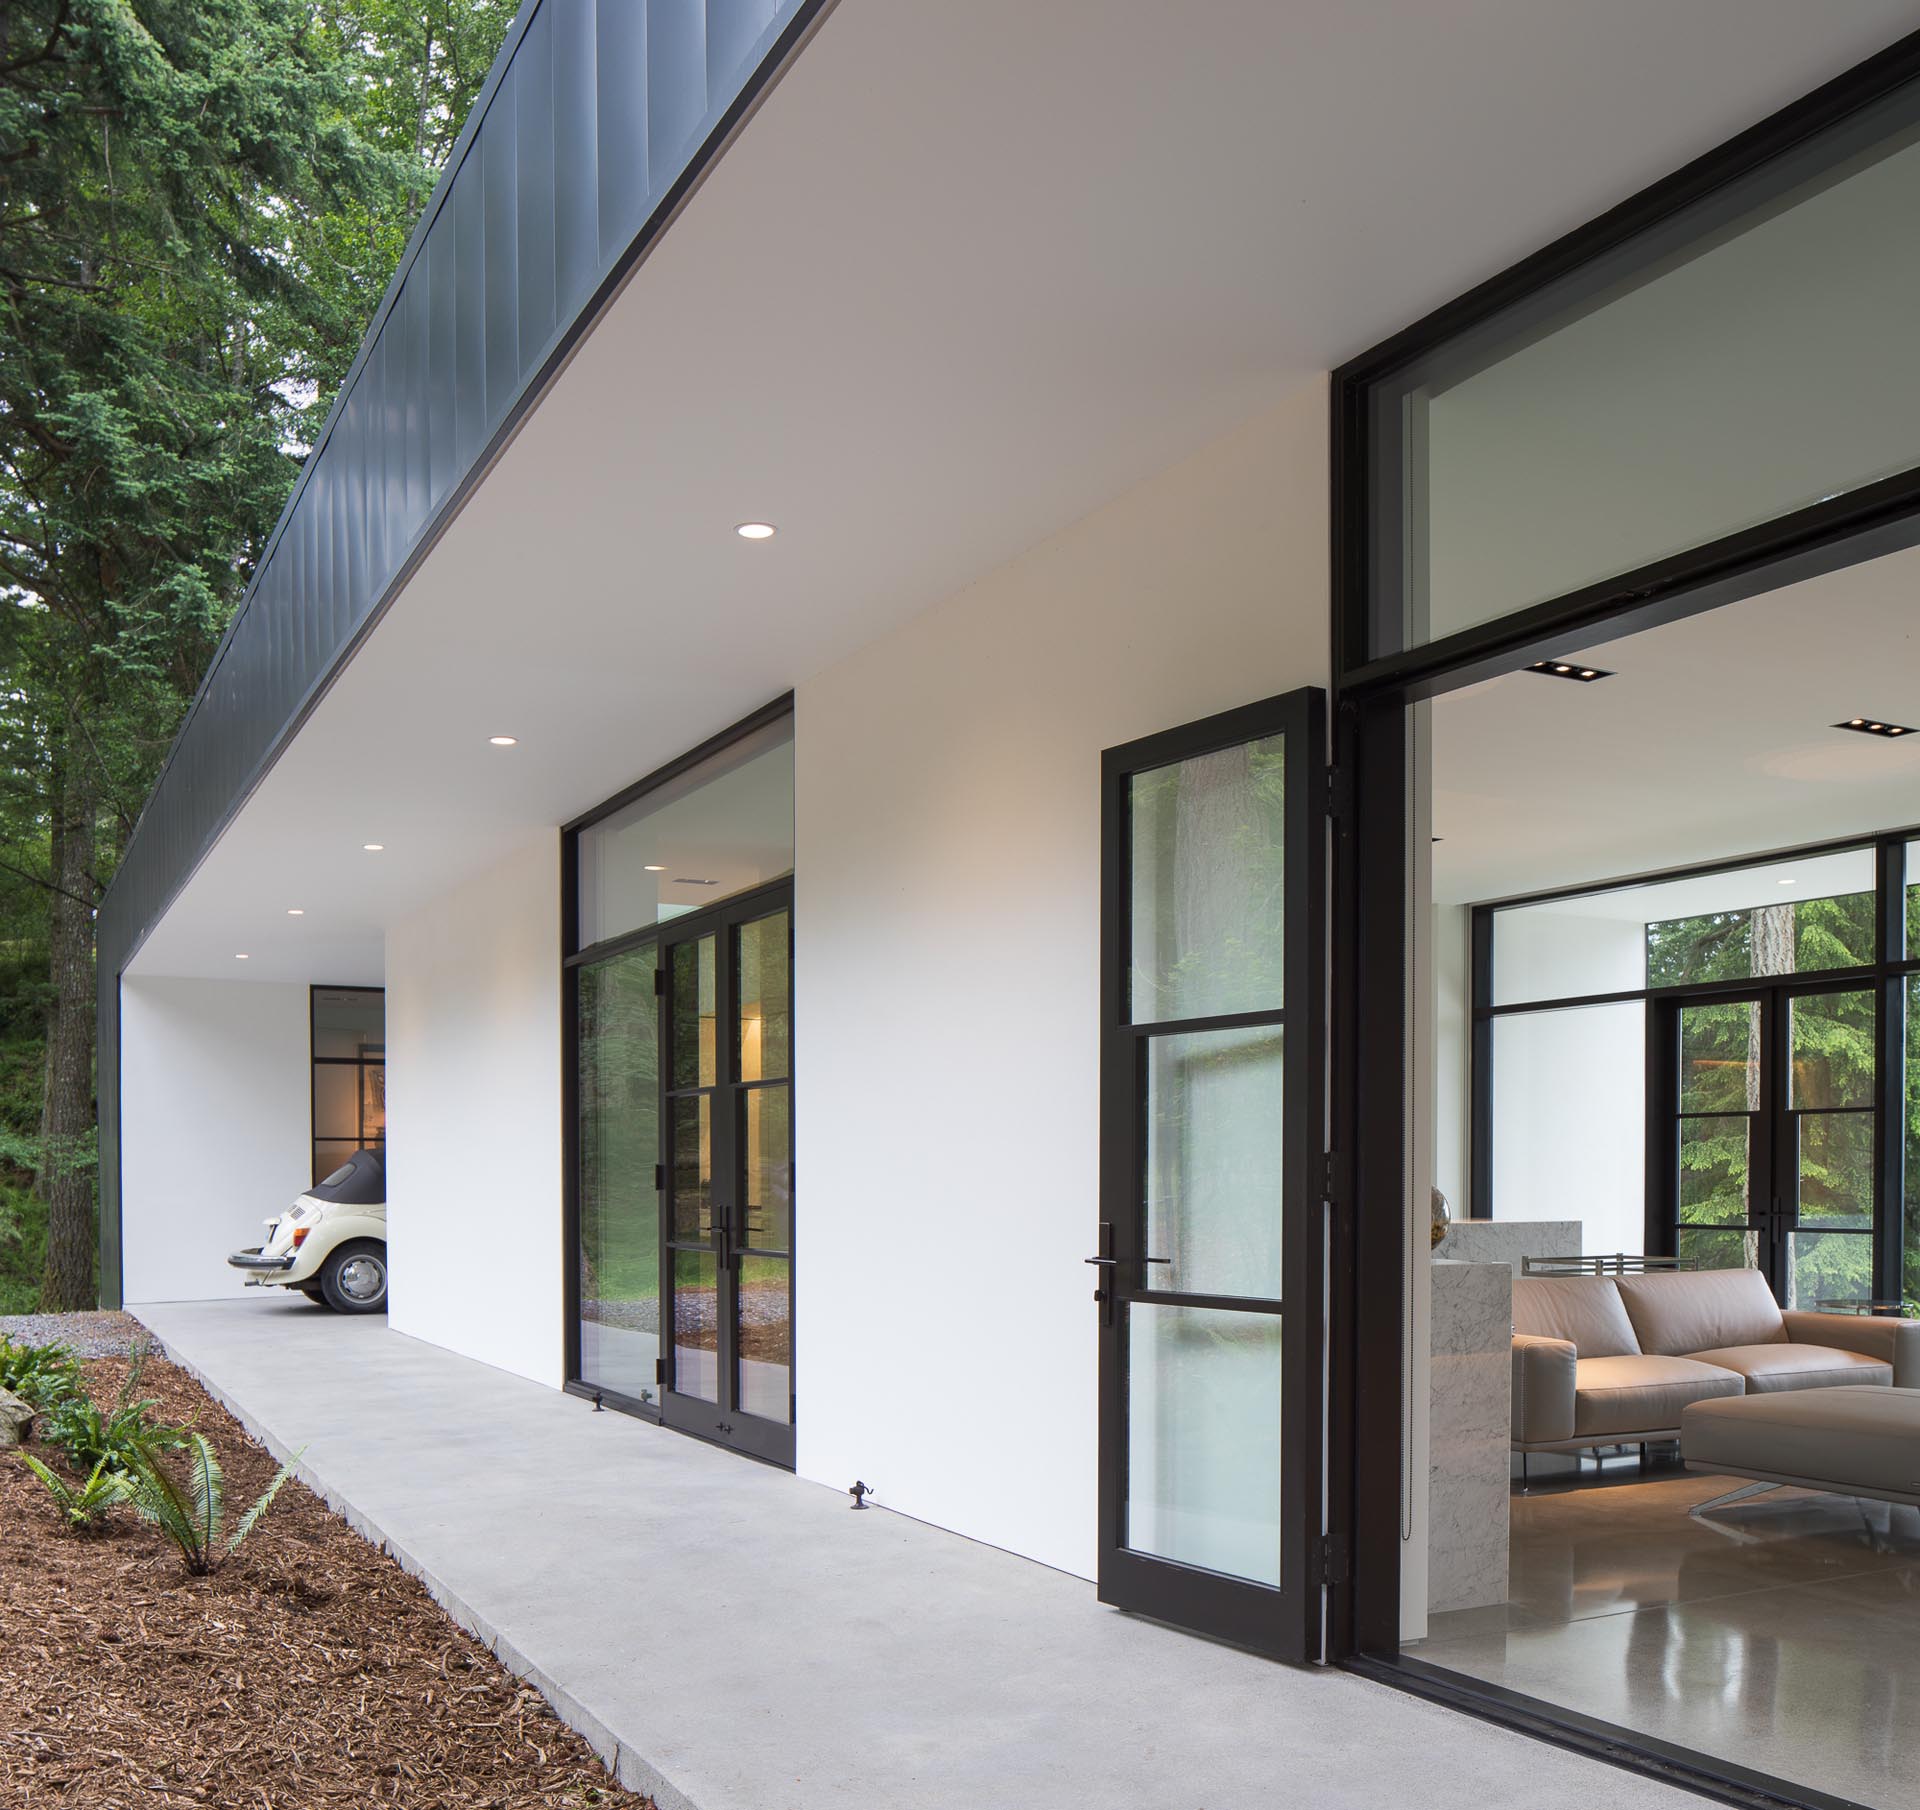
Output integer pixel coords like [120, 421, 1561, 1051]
[0, 1308, 162, 1358]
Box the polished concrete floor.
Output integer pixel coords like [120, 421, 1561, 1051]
[1418, 1456, 1920, 1808]
[133, 1298, 1701, 1810]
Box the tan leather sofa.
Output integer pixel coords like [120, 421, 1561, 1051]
[1510, 1268, 1920, 1455]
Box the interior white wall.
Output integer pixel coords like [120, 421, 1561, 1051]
[793, 383, 1329, 1579]
[121, 977, 312, 1304]
[385, 833, 563, 1387]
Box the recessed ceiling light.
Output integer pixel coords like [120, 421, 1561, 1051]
[1527, 660, 1613, 683]
[287, 908, 305, 916]
[735, 522, 777, 540]
[235, 953, 250, 961]
[1776, 878, 1796, 887]
[643, 864, 667, 872]
[363, 843, 384, 852]
[489, 735, 518, 747]
[1835, 717, 1916, 739]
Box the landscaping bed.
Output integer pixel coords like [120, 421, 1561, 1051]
[1, 1335, 651, 1808]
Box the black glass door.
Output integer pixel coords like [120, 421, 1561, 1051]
[1656, 980, 1878, 1308]
[660, 883, 794, 1466]
[1095, 689, 1325, 1659]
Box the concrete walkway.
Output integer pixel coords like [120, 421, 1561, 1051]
[135, 1298, 1699, 1810]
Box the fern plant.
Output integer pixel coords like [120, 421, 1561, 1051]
[127, 1434, 302, 1575]
[0, 1338, 82, 1411]
[45, 1393, 188, 1477]
[16, 1452, 134, 1532]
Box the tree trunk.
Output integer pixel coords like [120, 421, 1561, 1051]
[38, 742, 99, 1310]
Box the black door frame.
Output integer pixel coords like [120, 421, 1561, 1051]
[1330, 27, 1920, 1810]
[1095, 688, 1327, 1662]
[1648, 976, 1883, 1305]
[560, 694, 796, 1452]
[657, 880, 796, 1468]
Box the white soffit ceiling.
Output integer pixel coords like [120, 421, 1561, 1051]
[131, 0, 1917, 979]
[1433, 543, 1920, 907]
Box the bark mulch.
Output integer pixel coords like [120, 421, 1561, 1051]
[1, 1351, 653, 1808]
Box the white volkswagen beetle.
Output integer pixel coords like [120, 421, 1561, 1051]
[228, 1148, 388, 1313]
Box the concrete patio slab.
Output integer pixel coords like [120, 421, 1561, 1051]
[134, 1297, 1699, 1810]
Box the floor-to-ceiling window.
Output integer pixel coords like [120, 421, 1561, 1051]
[311, 987, 385, 1184]
[565, 702, 796, 1466]
[1333, 32, 1920, 1810]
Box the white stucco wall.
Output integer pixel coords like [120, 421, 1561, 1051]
[385, 833, 564, 1387]
[121, 976, 312, 1304]
[792, 382, 1330, 1579]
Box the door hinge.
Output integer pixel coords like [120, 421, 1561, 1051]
[655, 1357, 665, 1384]
[654, 964, 666, 995]
[654, 1163, 665, 1192]
[1315, 1535, 1349, 1588]
[1325, 764, 1352, 821]
[1318, 1149, 1344, 1206]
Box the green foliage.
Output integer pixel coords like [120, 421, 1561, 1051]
[1657, 894, 1881, 1308]
[0, 1335, 81, 1409]
[16, 1450, 133, 1531]
[0, 1, 513, 1306]
[43, 1388, 186, 1476]
[128, 1431, 300, 1574]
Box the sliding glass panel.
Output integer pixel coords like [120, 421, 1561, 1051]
[737, 911, 790, 1081]
[735, 1253, 791, 1425]
[1365, 92, 1920, 655]
[742, 1085, 790, 1252]
[1679, 1116, 1752, 1226]
[1491, 849, 1875, 1005]
[1126, 1304, 1281, 1586]
[576, 714, 793, 946]
[1679, 1002, 1759, 1114]
[1488, 1003, 1645, 1255]
[577, 946, 661, 1402]
[1790, 990, 1874, 1109]
[1127, 734, 1286, 1023]
[1145, 1025, 1284, 1299]
[672, 1249, 720, 1402]
[1797, 1112, 1874, 1228]
[1789, 1230, 1874, 1310]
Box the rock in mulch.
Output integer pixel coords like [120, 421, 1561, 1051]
[0, 1388, 31, 1447]
[0, 1308, 161, 1359]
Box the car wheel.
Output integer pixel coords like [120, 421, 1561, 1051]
[319, 1239, 388, 1314]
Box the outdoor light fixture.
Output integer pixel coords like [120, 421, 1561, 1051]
[489, 735, 518, 746]
[1526, 660, 1613, 682]
[1836, 717, 1916, 738]
[735, 522, 777, 540]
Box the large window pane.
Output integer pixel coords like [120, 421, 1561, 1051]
[1126, 1304, 1280, 1586]
[737, 911, 790, 1082]
[1791, 991, 1875, 1110]
[672, 1249, 719, 1402]
[577, 714, 793, 948]
[1145, 1025, 1283, 1300]
[1128, 733, 1285, 1023]
[1492, 849, 1875, 1005]
[577, 947, 661, 1403]
[1680, 1003, 1758, 1114]
[1489, 1003, 1645, 1257]
[1797, 1113, 1873, 1228]
[1679, 1116, 1752, 1226]
[1368, 98, 1920, 655]
[1789, 1230, 1874, 1311]
[736, 1254, 791, 1425]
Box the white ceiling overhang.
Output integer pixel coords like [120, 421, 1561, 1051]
[128, 0, 1915, 980]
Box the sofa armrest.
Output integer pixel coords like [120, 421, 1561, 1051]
[1781, 1310, 1920, 1388]
[1511, 1334, 1577, 1445]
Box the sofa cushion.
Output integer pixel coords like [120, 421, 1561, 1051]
[1512, 1276, 1641, 1358]
[1689, 1342, 1893, 1392]
[1573, 1354, 1745, 1439]
[1616, 1268, 1785, 1357]
[1682, 1386, 1920, 1500]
